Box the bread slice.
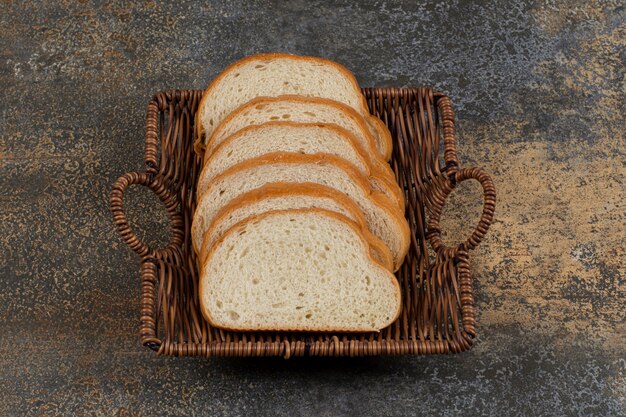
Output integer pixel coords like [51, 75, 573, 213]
[192, 153, 410, 270]
[197, 121, 404, 210]
[200, 95, 391, 162]
[199, 182, 394, 271]
[199, 208, 402, 332]
[199, 95, 398, 198]
[194, 53, 392, 159]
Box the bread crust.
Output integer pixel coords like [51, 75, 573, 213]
[369, 116, 393, 160]
[359, 228, 395, 273]
[198, 207, 402, 332]
[198, 182, 394, 271]
[192, 152, 410, 270]
[194, 53, 393, 159]
[197, 120, 404, 210]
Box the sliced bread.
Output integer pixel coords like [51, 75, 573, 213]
[201, 95, 391, 161]
[192, 153, 410, 270]
[199, 182, 394, 271]
[197, 121, 404, 210]
[199, 208, 402, 332]
[194, 53, 392, 159]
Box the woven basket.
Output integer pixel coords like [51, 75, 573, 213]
[110, 88, 495, 358]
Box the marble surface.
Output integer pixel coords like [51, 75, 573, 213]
[1, 1, 624, 415]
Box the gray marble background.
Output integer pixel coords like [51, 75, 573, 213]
[1, 1, 624, 415]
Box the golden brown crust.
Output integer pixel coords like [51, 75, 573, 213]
[370, 166, 405, 212]
[368, 116, 393, 160]
[368, 190, 411, 271]
[194, 102, 204, 156]
[199, 207, 402, 332]
[372, 157, 396, 179]
[192, 152, 410, 270]
[359, 228, 394, 272]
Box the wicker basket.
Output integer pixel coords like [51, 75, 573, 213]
[110, 88, 495, 358]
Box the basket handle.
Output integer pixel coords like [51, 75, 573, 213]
[427, 167, 496, 257]
[110, 172, 183, 259]
[436, 94, 461, 172]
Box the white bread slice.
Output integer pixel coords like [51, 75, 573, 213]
[199, 208, 402, 332]
[201, 95, 391, 162]
[192, 153, 410, 270]
[195, 53, 392, 159]
[199, 95, 399, 204]
[199, 182, 394, 271]
[197, 121, 404, 210]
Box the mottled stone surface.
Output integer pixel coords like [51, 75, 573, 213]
[1, 0, 624, 415]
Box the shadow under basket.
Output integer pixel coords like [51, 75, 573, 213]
[110, 88, 496, 358]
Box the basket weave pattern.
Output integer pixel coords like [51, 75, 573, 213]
[110, 88, 495, 358]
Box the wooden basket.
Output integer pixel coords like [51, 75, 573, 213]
[110, 88, 495, 358]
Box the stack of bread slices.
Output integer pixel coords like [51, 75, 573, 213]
[192, 53, 410, 332]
